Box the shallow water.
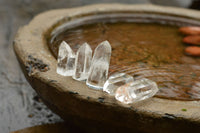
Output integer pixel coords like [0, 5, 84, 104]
[49, 22, 200, 101]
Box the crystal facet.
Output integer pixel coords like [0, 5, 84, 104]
[57, 41, 75, 76]
[86, 40, 112, 89]
[103, 73, 134, 95]
[115, 78, 158, 104]
[72, 43, 92, 81]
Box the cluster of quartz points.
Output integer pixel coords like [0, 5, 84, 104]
[57, 41, 158, 104]
[57, 40, 111, 87]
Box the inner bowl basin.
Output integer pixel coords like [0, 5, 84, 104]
[48, 13, 200, 101]
[14, 4, 200, 133]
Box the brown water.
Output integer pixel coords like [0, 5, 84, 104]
[48, 22, 200, 101]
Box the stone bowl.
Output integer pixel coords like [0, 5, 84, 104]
[14, 4, 200, 133]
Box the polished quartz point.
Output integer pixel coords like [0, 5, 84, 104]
[72, 43, 92, 81]
[103, 73, 134, 95]
[86, 40, 112, 89]
[57, 41, 75, 76]
[115, 78, 158, 104]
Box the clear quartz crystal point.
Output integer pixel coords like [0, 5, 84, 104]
[103, 73, 134, 95]
[72, 43, 92, 81]
[86, 40, 112, 89]
[57, 41, 75, 76]
[115, 78, 158, 104]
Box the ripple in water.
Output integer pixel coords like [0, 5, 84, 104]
[48, 22, 200, 101]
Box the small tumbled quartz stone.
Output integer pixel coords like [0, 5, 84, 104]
[103, 73, 134, 95]
[72, 43, 92, 81]
[115, 78, 158, 104]
[57, 41, 76, 76]
[86, 40, 112, 89]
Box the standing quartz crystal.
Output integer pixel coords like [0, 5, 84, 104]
[73, 43, 92, 81]
[57, 41, 75, 76]
[86, 40, 112, 89]
[115, 78, 158, 104]
[103, 73, 134, 95]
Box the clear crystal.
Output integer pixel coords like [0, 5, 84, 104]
[115, 78, 158, 104]
[57, 41, 75, 76]
[86, 40, 112, 89]
[103, 73, 134, 95]
[72, 43, 92, 81]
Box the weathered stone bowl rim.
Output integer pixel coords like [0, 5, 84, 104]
[14, 4, 200, 132]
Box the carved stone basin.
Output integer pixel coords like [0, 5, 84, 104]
[14, 4, 200, 133]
